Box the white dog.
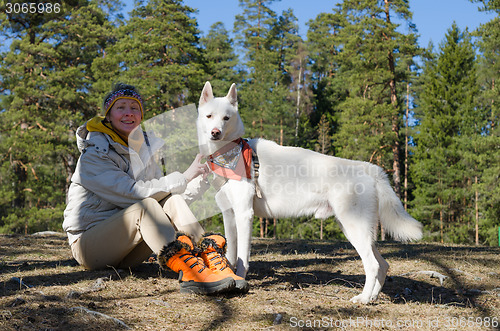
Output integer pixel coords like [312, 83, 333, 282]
[197, 82, 422, 304]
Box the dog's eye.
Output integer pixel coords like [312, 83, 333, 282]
[223, 116, 230, 121]
[206, 114, 212, 119]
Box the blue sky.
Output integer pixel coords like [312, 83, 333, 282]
[0, 1, 494, 51]
[167, 0, 495, 49]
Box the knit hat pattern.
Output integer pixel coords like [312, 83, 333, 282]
[103, 88, 144, 118]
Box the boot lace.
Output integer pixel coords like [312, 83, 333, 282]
[205, 250, 229, 272]
[181, 253, 207, 273]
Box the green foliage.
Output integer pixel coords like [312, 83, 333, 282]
[200, 22, 242, 96]
[306, 11, 346, 125]
[471, 0, 500, 246]
[91, 0, 205, 117]
[0, 0, 119, 233]
[234, 0, 300, 144]
[330, 0, 419, 178]
[411, 23, 496, 245]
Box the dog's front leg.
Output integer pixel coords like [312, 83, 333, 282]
[233, 206, 253, 278]
[224, 180, 255, 278]
[215, 190, 238, 267]
[222, 208, 238, 267]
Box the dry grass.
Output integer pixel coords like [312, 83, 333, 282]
[0, 233, 499, 330]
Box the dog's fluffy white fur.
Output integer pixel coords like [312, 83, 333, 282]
[197, 82, 422, 304]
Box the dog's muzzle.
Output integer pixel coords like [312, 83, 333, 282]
[211, 128, 222, 140]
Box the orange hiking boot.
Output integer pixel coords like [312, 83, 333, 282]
[158, 233, 235, 294]
[198, 233, 249, 294]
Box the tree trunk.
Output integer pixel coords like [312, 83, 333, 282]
[260, 218, 264, 238]
[320, 219, 323, 240]
[475, 175, 479, 245]
[438, 196, 444, 244]
[295, 60, 302, 145]
[384, 0, 402, 198]
[404, 77, 409, 210]
[273, 218, 277, 239]
[280, 118, 283, 146]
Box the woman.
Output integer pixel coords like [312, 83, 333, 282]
[63, 83, 248, 294]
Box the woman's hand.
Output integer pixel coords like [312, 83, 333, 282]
[183, 154, 210, 182]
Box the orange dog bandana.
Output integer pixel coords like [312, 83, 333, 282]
[208, 138, 252, 180]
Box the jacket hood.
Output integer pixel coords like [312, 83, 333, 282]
[75, 119, 164, 156]
[86, 116, 128, 147]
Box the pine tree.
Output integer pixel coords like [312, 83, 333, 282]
[306, 10, 346, 142]
[330, 0, 419, 199]
[0, 0, 120, 233]
[289, 40, 313, 147]
[234, 0, 300, 144]
[471, 0, 500, 245]
[267, 8, 302, 145]
[200, 22, 241, 97]
[315, 113, 332, 154]
[234, 0, 278, 140]
[412, 24, 479, 244]
[92, 0, 205, 117]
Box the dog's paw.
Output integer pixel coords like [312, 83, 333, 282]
[350, 294, 371, 304]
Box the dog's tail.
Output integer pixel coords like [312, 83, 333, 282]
[370, 165, 423, 242]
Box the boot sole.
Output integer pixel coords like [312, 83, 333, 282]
[234, 279, 250, 294]
[179, 277, 235, 295]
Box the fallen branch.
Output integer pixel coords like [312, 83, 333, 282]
[9, 277, 33, 289]
[325, 277, 362, 288]
[148, 299, 171, 308]
[450, 268, 481, 280]
[31, 231, 63, 237]
[399, 270, 448, 286]
[69, 306, 130, 329]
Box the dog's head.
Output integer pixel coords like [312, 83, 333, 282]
[197, 82, 245, 155]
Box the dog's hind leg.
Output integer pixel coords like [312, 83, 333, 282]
[370, 245, 389, 301]
[336, 216, 381, 304]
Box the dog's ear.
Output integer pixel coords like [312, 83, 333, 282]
[226, 83, 237, 106]
[199, 81, 214, 106]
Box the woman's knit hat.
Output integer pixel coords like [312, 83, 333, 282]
[103, 83, 144, 118]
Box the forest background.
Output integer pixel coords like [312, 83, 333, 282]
[0, 0, 498, 246]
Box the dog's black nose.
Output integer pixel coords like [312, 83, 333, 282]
[211, 128, 221, 139]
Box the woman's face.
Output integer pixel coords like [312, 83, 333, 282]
[106, 99, 142, 139]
